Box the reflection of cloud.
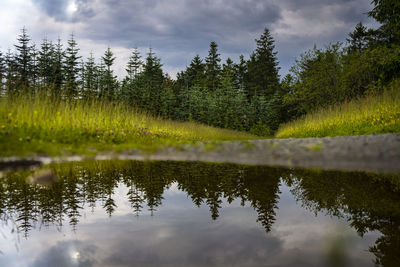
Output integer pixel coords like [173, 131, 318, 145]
[31, 240, 98, 267]
[0, 179, 379, 267]
[88, 213, 283, 267]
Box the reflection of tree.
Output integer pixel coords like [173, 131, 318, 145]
[4, 159, 399, 267]
[2, 161, 399, 264]
[64, 172, 83, 230]
[0, 160, 282, 236]
[13, 174, 38, 237]
[101, 169, 119, 217]
[285, 170, 400, 267]
[174, 162, 281, 229]
[369, 217, 400, 267]
[242, 167, 282, 232]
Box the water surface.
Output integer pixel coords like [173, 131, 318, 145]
[0, 161, 399, 266]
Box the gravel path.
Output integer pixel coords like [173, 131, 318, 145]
[1, 134, 400, 173]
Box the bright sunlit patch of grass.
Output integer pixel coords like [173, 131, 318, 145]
[0, 94, 257, 157]
[276, 82, 400, 138]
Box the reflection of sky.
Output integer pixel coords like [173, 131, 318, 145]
[0, 181, 378, 267]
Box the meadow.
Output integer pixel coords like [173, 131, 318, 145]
[276, 82, 400, 138]
[0, 94, 257, 157]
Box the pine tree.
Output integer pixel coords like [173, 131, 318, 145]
[347, 22, 370, 52]
[38, 38, 55, 87]
[234, 55, 247, 91]
[205, 41, 221, 91]
[97, 61, 106, 99]
[123, 48, 143, 103]
[142, 48, 163, 113]
[31, 44, 38, 88]
[83, 52, 98, 98]
[0, 51, 5, 95]
[14, 27, 35, 91]
[222, 58, 234, 78]
[126, 48, 143, 81]
[5, 49, 16, 94]
[51, 38, 64, 96]
[246, 27, 280, 99]
[101, 47, 118, 100]
[159, 74, 176, 118]
[64, 33, 81, 98]
[186, 54, 205, 88]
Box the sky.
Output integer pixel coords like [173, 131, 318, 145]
[0, 0, 377, 79]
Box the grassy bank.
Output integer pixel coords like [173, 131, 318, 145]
[276, 84, 400, 138]
[0, 95, 256, 157]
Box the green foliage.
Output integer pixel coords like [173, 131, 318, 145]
[368, 0, 400, 44]
[205, 41, 221, 91]
[284, 43, 344, 117]
[63, 34, 81, 98]
[276, 83, 400, 138]
[126, 47, 143, 81]
[249, 121, 272, 136]
[2, 0, 399, 140]
[246, 27, 280, 99]
[101, 47, 118, 100]
[83, 52, 98, 98]
[346, 22, 371, 52]
[0, 51, 5, 93]
[0, 93, 256, 157]
[14, 27, 35, 90]
[186, 54, 205, 88]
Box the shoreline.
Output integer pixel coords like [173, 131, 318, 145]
[1, 133, 400, 174]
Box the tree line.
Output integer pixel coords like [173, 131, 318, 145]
[0, 0, 398, 135]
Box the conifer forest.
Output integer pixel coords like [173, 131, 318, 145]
[0, 0, 398, 136]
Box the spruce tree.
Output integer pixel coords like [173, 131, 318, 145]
[222, 58, 234, 78]
[83, 52, 98, 98]
[64, 33, 81, 98]
[51, 38, 64, 95]
[5, 49, 16, 94]
[126, 48, 143, 81]
[31, 44, 38, 88]
[142, 48, 163, 113]
[97, 61, 106, 99]
[159, 74, 176, 118]
[235, 55, 247, 91]
[14, 27, 35, 91]
[205, 41, 221, 91]
[186, 54, 205, 88]
[101, 47, 118, 100]
[38, 38, 55, 87]
[246, 27, 280, 99]
[347, 22, 370, 52]
[0, 51, 5, 95]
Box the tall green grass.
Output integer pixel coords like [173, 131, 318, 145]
[0, 94, 256, 156]
[276, 83, 400, 138]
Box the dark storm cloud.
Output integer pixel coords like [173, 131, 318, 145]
[31, 0, 375, 76]
[74, 0, 282, 53]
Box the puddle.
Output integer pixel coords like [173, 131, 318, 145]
[0, 160, 399, 266]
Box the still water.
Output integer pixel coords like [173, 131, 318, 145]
[0, 160, 399, 267]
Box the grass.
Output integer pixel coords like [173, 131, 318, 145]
[276, 82, 400, 138]
[0, 94, 257, 157]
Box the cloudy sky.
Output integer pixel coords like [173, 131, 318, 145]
[0, 0, 377, 79]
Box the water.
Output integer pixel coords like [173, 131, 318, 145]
[0, 160, 399, 267]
